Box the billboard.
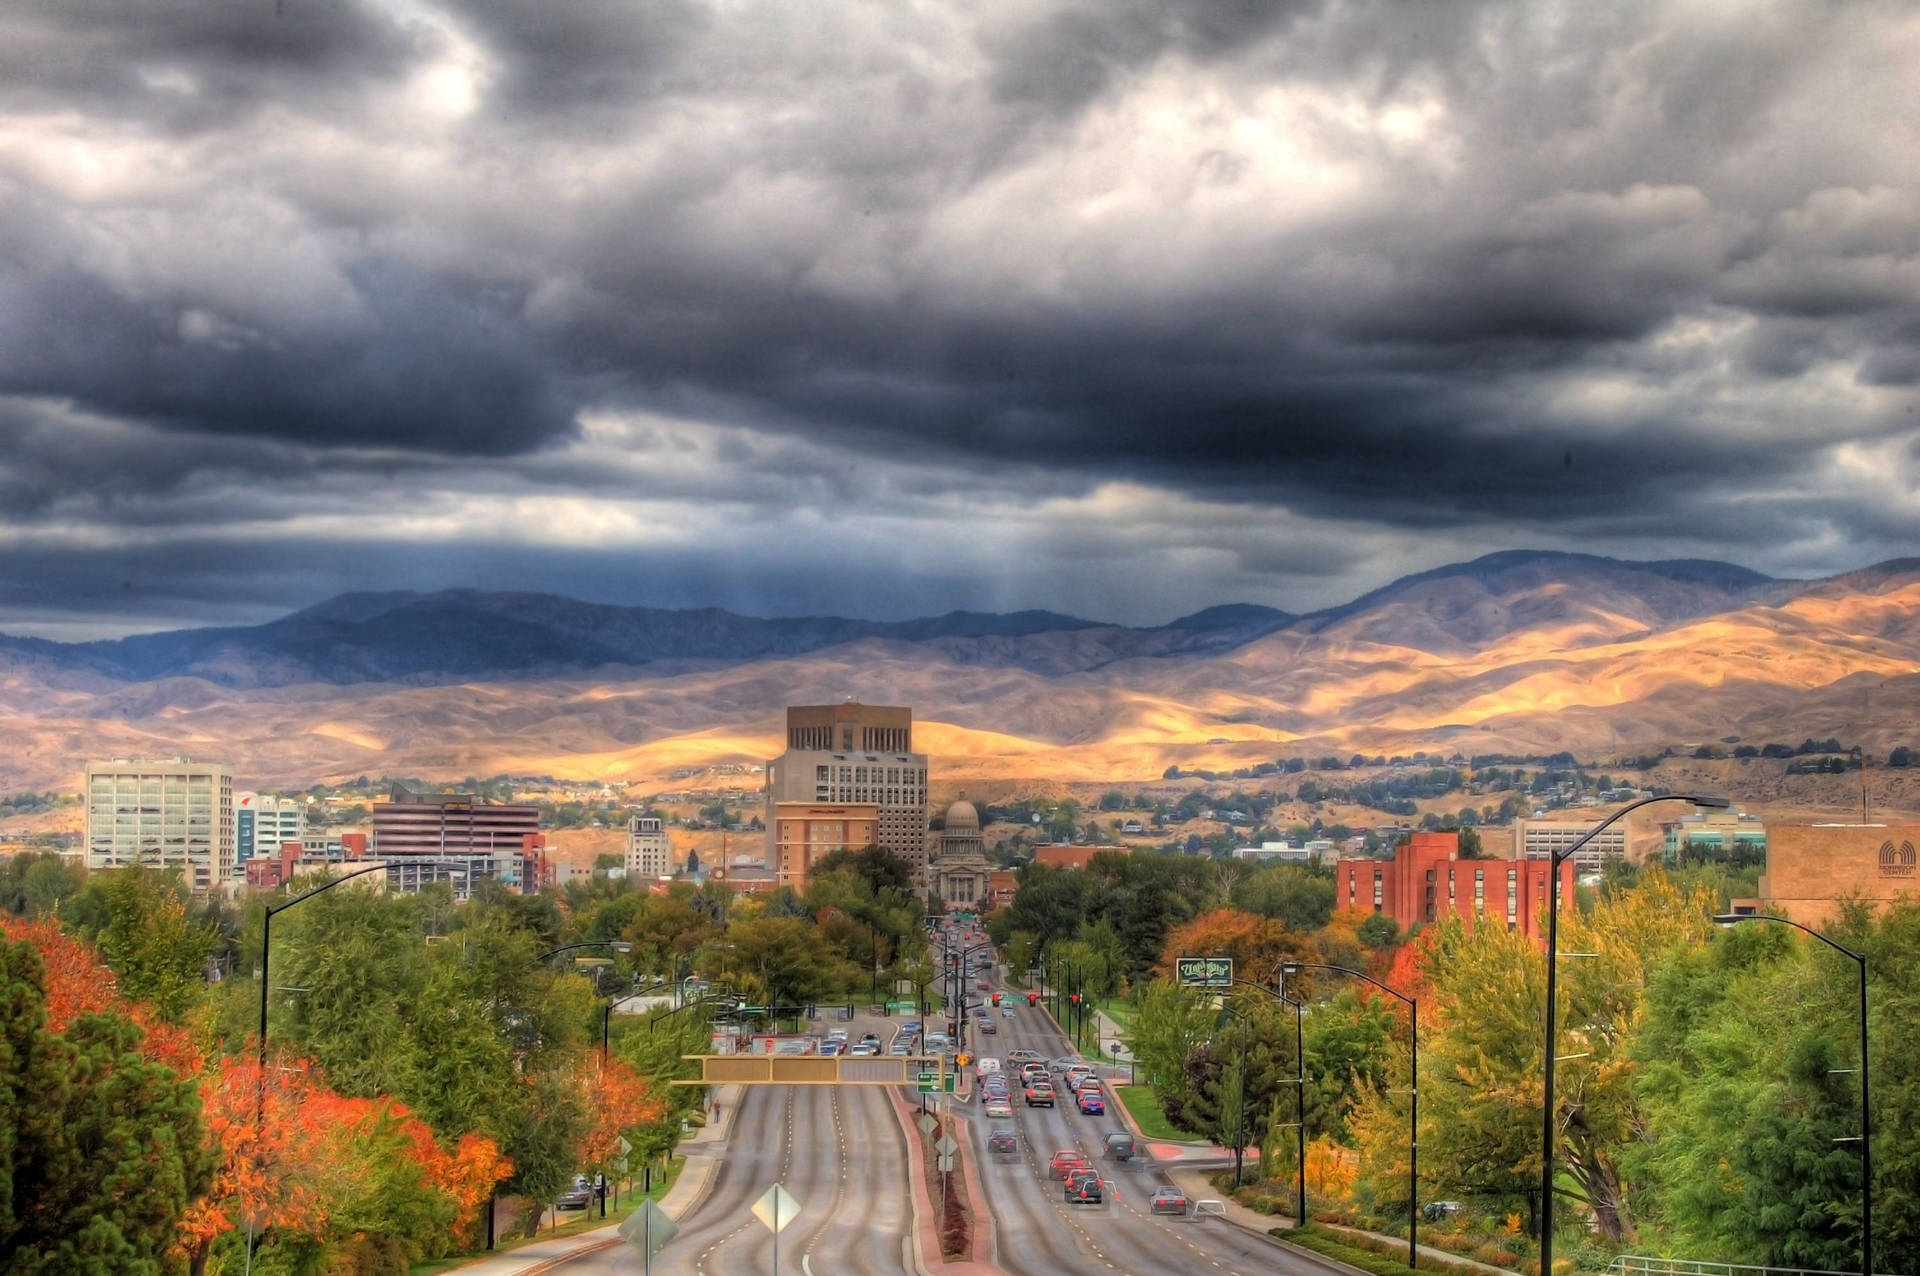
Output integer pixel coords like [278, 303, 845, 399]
[1176, 956, 1233, 988]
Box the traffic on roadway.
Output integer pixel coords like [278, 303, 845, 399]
[547, 919, 1338, 1275]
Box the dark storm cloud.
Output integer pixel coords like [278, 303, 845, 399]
[0, 0, 1917, 633]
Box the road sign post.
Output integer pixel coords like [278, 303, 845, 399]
[752, 1184, 800, 1276]
[618, 1200, 676, 1275]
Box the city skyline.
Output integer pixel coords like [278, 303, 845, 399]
[2, 2, 1918, 638]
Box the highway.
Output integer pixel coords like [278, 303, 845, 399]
[561, 1079, 917, 1276]
[548, 931, 1340, 1275]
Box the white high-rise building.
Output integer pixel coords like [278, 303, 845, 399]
[236, 793, 305, 871]
[85, 759, 235, 894]
[627, 813, 672, 880]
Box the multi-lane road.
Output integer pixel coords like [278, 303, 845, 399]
[551, 945, 1338, 1274]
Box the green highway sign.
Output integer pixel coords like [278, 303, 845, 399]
[1176, 956, 1233, 989]
[917, 1071, 939, 1093]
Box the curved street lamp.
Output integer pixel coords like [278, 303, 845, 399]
[1540, 793, 1727, 1276]
[1285, 961, 1419, 1268]
[1712, 913, 1871, 1276]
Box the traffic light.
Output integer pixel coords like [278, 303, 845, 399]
[1027, 991, 1038, 1006]
[1070, 993, 1080, 1006]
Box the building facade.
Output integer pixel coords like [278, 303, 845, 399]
[764, 702, 929, 892]
[1662, 808, 1768, 864]
[236, 794, 306, 870]
[1336, 830, 1574, 946]
[1736, 822, 1920, 929]
[627, 813, 673, 880]
[85, 759, 235, 894]
[772, 802, 879, 893]
[372, 784, 542, 897]
[1514, 819, 1629, 875]
[930, 797, 993, 910]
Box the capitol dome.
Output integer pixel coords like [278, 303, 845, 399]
[943, 798, 980, 830]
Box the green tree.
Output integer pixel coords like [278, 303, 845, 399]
[1231, 864, 1335, 931]
[95, 869, 217, 1025]
[0, 939, 213, 1273]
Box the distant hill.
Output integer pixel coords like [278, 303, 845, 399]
[0, 589, 1291, 688]
[9, 550, 1920, 796]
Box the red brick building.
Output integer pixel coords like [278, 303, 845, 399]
[1335, 831, 1573, 946]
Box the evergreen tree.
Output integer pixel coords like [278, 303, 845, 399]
[0, 938, 212, 1274]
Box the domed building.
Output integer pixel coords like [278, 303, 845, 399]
[931, 795, 993, 911]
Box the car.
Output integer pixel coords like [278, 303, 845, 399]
[984, 1096, 1013, 1118]
[556, 1179, 593, 1211]
[1066, 1175, 1103, 1205]
[1024, 1082, 1055, 1107]
[889, 1040, 911, 1054]
[860, 1033, 880, 1044]
[983, 1084, 1011, 1102]
[849, 1042, 878, 1057]
[1050, 1056, 1079, 1073]
[1150, 1186, 1190, 1215]
[1077, 1090, 1105, 1115]
[1422, 1201, 1464, 1222]
[988, 1129, 1017, 1155]
[1065, 1064, 1095, 1086]
[1103, 1132, 1138, 1161]
[820, 1038, 844, 1056]
[978, 980, 991, 991]
[899, 1021, 921, 1033]
[1048, 1149, 1089, 1179]
[979, 1019, 997, 1034]
[1009, 1049, 1042, 1063]
[1001, 1006, 1016, 1018]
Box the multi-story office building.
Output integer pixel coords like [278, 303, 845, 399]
[1514, 818, 1629, 875]
[772, 802, 879, 893]
[372, 784, 541, 898]
[1336, 830, 1573, 947]
[85, 759, 235, 895]
[627, 813, 673, 880]
[236, 793, 306, 870]
[764, 701, 929, 893]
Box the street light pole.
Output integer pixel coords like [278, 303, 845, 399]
[1713, 913, 1872, 1276]
[254, 862, 388, 1268]
[1540, 793, 1726, 1276]
[1285, 961, 1419, 1265]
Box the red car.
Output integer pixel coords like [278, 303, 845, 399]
[1048, 1149, 1088, 1179]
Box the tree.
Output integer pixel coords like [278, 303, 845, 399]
[1231, 865, 1335, 931]
[94, 868, 218, 1025]
[0, 936, 213, 1273]
[813, 845, 917, 898]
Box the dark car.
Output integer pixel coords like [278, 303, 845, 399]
[979, 1018, 997, 1034]
[988, 1129, 1018, 1155]
[1103, 1132, 1138, 1161]
[1150, 1186, 1189, 1215]
[556, 1179, 593, 1211]
[1066, 1174, 1104, 1205]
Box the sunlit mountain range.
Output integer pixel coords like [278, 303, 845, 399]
[4, 550, 1920, 794]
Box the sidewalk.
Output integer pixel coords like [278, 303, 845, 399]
[445, 1086, 741, 1275]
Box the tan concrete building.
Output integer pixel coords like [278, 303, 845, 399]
[627, 813, 672, 880]
[1513, 818, 1629, 875]
[772, 802, 879, 893]
[85, 758, 235, 895]
[1740, 822, 1920, 929]
[764, 701, 929, 893]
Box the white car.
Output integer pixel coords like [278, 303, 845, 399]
[849, 1042, 879, 1057]
[984, 1096, 1013, 1118]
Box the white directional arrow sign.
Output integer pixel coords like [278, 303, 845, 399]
[752, 1183, 801, 1234]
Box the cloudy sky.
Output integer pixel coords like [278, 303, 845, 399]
[2, 0, 1918, 638]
